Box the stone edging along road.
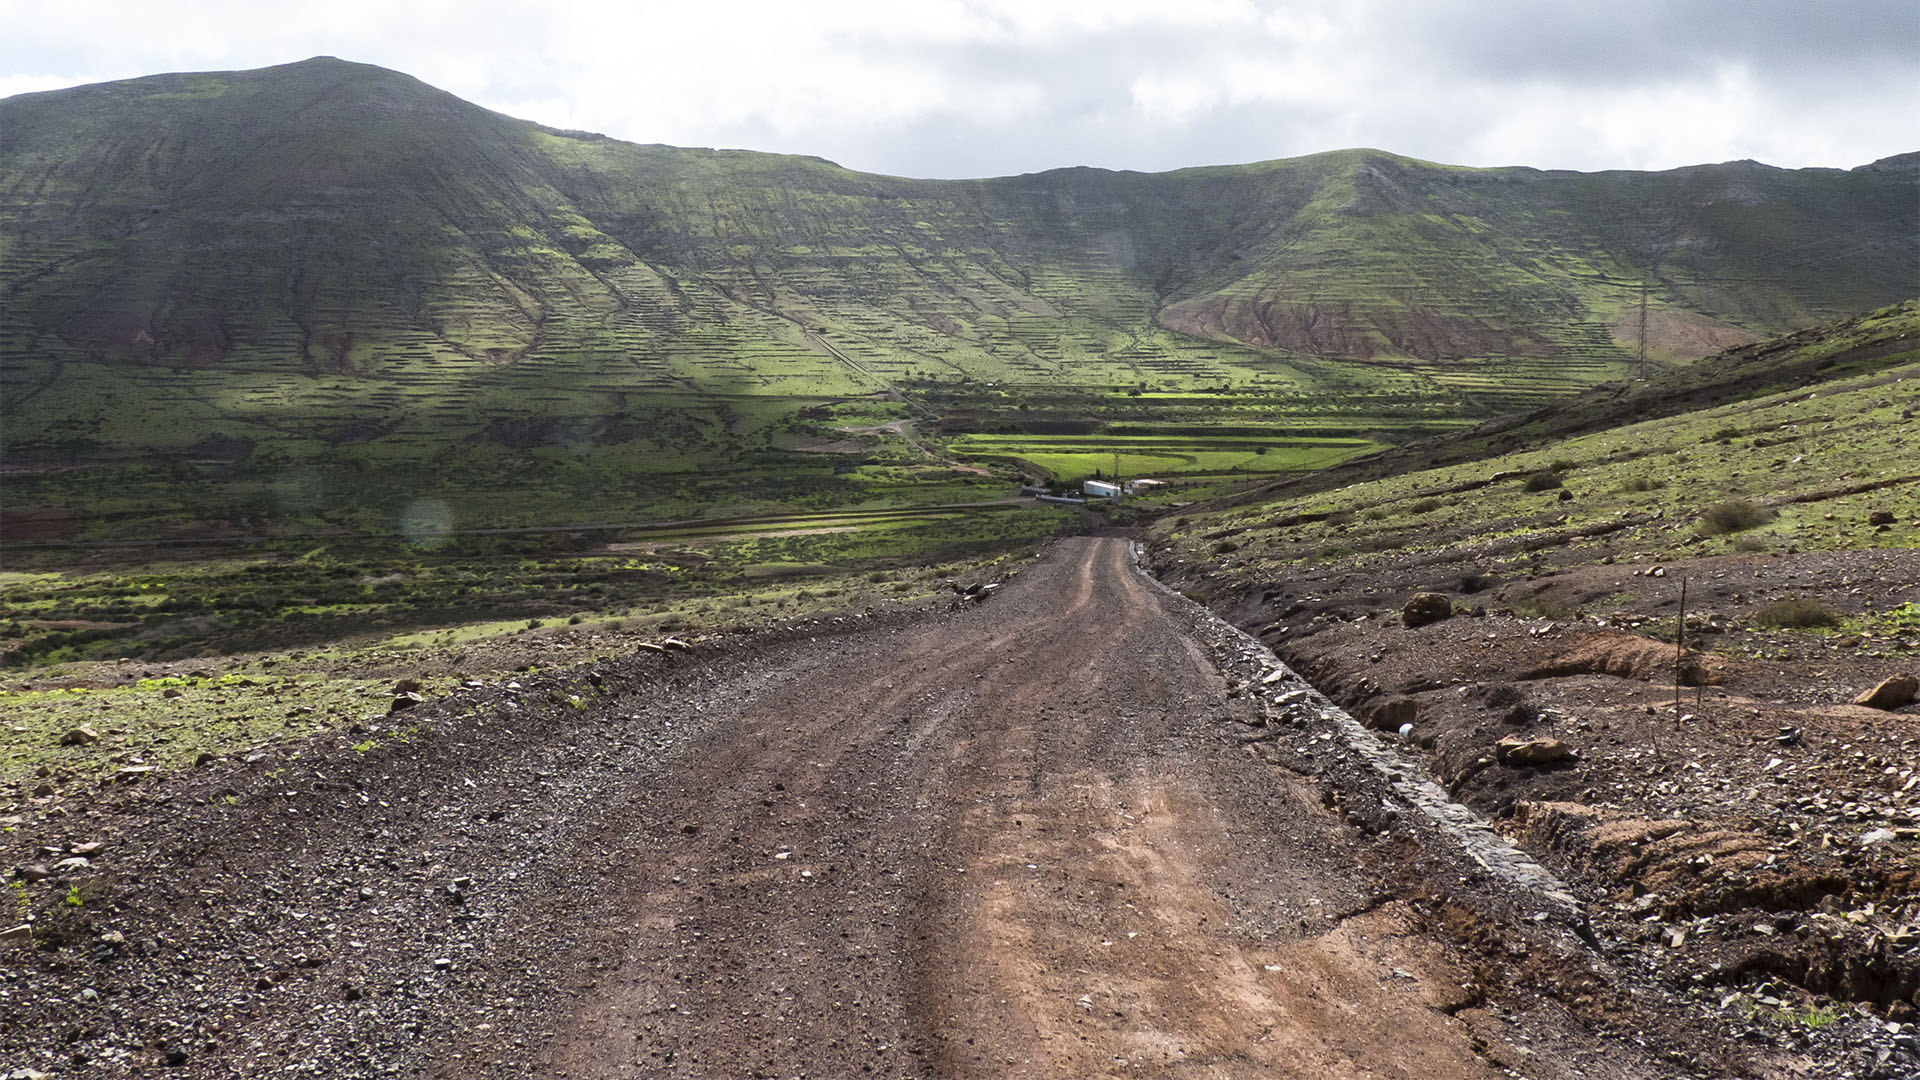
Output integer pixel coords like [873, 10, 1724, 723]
[1131, 541, 1583, 919]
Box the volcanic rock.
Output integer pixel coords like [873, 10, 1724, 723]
[1402, 593, 1454, 628]
[1852, 675, 1918, 711]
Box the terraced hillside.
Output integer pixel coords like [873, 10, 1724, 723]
[2, 58, 1914, 540]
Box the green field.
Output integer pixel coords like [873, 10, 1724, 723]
[947, 433, 1384, 482]
[0, 501, 1077, 669]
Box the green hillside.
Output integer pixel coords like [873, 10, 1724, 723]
[2, 58, 1914, 542]
[1152, 300, 1920, 590]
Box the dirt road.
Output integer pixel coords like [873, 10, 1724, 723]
[3, 537, 1753, 1078]
[531, 537, 1693, 1079]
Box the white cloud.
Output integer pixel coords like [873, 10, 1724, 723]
[4, 1, 1915, 177]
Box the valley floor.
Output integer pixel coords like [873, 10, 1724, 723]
[0, 538, 1889, 1077]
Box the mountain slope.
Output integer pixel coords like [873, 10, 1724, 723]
[1154, 300, 1920, 582]
[1190, 299, 1920, 513]
[1, 58, 1914, 540]
[5, 59, 1913, 378]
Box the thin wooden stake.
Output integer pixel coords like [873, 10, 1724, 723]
[1674, 576, 1687, 722]
[1637, 280, 1650, 380]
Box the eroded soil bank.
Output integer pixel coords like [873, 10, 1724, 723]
[1169, 541, 1919, 1079]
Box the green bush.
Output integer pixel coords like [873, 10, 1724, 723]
[1619, 476, 1666, 493]
[1523, 471, 1564, 492]
[1698, 499, 1777, 536]
[1409, 498, 1443, 514]
[1755, 597, 1839, 629]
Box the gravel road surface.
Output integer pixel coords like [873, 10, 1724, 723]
[3, 537, 1758, 1078]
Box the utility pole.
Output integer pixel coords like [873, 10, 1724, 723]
[1637, 280, 1649, 380]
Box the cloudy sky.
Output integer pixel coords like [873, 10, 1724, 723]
[5, 0, 1916, 179]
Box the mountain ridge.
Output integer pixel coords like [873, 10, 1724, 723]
[1, 58, 1914, 539]
[5, 56, 1913, 376]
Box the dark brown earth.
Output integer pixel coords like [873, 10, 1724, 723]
[1184, 542, 1920, 1079]
[0, 537, 1899, 1077]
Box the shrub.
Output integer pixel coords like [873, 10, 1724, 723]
[1409, 498, 1443, 515]
[1697, 499, 1776, 536]
[1755, 597, 1840, 629]
[1619, 476, 1665, 493]
[1523, 471, 1564, 492]
[1213, 540, 1239, 554]
[1549, 459, 1578, 473]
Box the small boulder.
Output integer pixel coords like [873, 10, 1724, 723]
[1853, 675, 1918, 711]
[1868, 510, 1896, 526]
[1495, 735, 1575, 767]
[1402, 593, 1454, 628]
[389, 691, 426, 714]
[59, 726, 101, 747]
